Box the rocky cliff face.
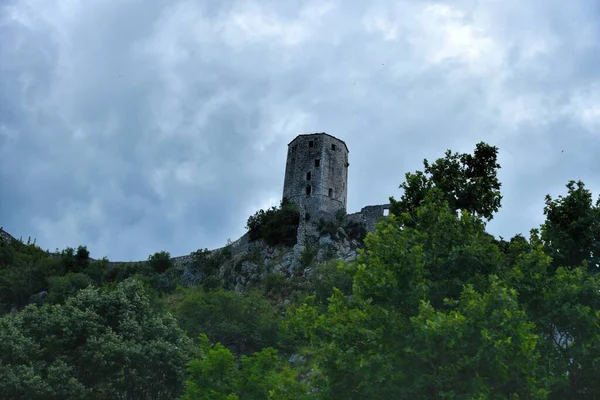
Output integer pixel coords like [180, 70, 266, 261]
[175, 225, 363, 293]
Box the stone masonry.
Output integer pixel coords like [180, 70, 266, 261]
[283, 133, 349, 221]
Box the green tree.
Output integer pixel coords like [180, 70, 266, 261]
[148, 250, 173, 274]
[505, 242, 600, 399]
[541, 180, 600, 272]
[47, 272, 94, 304]
[354, 189, 502, 311]
[169, 287, 280, 356]
[287, 183, 548, 398]
[183, 334, 311, 400]
[0, 238, 60, 311]
[390, 142, 502, 222]
[58, 245, 90, 274]
[540, 267, 600, 399]
[83, 257, 110, 286]
[0, 278, 193, 399]
[309, 259, 353, 307]
[74, 246, 90, 272]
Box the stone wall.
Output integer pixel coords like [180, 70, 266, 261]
[170, 232, 250, 269]
[359, 204, 391, 232]
[346, 204, 390, 233]
[105, 231, 252, 269]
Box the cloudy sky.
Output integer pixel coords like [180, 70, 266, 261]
[1, 0, 599, 261]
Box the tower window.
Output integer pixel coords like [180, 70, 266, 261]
[308, 140, 314, 148]
[331, 144, 336, 151]
[328, 188, 333, 197]
[306, 171, 311, 181]
[315, 159, 320, 167]
[306, 185, 312, 196]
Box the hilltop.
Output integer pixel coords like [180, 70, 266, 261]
[2, 141, 600, 398]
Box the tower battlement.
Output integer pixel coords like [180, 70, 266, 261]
[282, 133, 349, 220]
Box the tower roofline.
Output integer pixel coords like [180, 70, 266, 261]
[287, 132, 349, 153]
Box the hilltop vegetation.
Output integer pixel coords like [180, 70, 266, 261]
[2, 142, 600, 399]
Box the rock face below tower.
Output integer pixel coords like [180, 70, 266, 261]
[282, 133, 349, 221]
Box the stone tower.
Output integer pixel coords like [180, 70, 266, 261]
[283, 133, 349, 220]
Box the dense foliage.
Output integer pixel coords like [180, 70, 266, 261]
[0, 279, 192, 399]
[246, 198, 300, 246]
[2, 141, 600, 399]
[183, 334, 311, 400]
[167, 287, 281, 356]
[390, 141, 502, 222]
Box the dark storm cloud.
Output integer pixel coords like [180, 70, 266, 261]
[1, 0, 600, 260]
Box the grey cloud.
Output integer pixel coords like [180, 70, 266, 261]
[1, 0, 600, 260]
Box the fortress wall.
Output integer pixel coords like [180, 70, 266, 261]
[357, 204, 391, 233]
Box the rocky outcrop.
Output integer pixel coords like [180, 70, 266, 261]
[0, 227, 16, 243]
[173, 221, 363, 293]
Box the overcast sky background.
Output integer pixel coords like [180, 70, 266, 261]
[1, 0, 599, 261]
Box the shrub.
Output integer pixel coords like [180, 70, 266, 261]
[148, 251, 173, 274]
[47, 272, 95, 304]
[323, 243, 337, 260]
[105, 261, 157, 285]
[317, 218, 339, 238]
[173, 288, 280, 356]
[343, 219, 367, 242]
[246, 199, 300, 246]
[191, 247, 231, 275]
[299, 247, 317, 268]
[317, 209, 347, 239]
[190, 248, 231, 289]
[55, 245, 90, 275]
[310, 260, 353, 306]
[152, 267, 182, 295]
[183, 335, 309, 400]
[84, 257, 110, 285]
[264, 273, 290, 298]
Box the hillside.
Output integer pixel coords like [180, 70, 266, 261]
[1, 142, 600, 399]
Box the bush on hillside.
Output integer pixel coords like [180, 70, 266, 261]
[309, 259, 353, 306]
[343, 219, 367, 242]
[47, 272, 95, 304]
[148, 250, 173, 274]
[246, 199, 300, 246]
[172, 287, 280, 356]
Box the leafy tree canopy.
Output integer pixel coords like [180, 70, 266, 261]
[0, 279, 193, 400]
[390, 142, 502, 222]
[541, 180, 600, 272]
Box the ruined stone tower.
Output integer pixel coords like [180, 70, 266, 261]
[283, 133, 349, 220]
